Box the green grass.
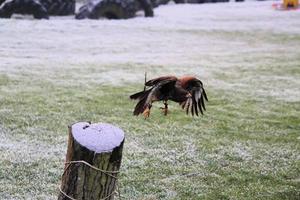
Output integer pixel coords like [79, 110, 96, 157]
[0, 72, 299, 199]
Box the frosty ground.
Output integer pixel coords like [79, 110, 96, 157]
[0, 1, 299, 199]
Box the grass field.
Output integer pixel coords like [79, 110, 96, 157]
[0, 1, 300, 199]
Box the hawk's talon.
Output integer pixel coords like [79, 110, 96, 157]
[143, 107, 151, 119]
[160, 101, 168, 116]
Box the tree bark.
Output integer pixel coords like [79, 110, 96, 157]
[58, 122, 125, 200]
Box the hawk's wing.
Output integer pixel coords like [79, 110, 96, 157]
[180, 77, 208, 116]
[145, 76, 178, 87]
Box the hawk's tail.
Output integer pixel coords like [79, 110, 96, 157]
[130, 89, 152, 115]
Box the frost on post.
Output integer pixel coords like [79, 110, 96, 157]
[58, 122, 125, 200]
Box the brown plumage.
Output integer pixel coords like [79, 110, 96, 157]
[130, 75, 208, 118]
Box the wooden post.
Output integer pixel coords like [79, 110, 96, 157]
[58, 122, 125, 200]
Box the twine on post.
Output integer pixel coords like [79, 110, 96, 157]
[59, 160, 121, 200]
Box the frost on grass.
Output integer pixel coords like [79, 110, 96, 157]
[207, 141, 299, 175]
[0, 125, 64, 162]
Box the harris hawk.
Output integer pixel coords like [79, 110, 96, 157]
[130, 75, 208, 118]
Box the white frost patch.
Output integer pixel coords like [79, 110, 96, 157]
[208, 141, 252, 162]
[0, 126, 64, 162]
[72, 122, 125, 153]
[253, 75, 300, 102]
[152, 2, 300, 34]
[231, 142, 252, 161]
[207, 140, 299, 174]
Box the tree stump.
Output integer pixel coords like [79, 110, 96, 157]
[58, 122, 125, 200]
